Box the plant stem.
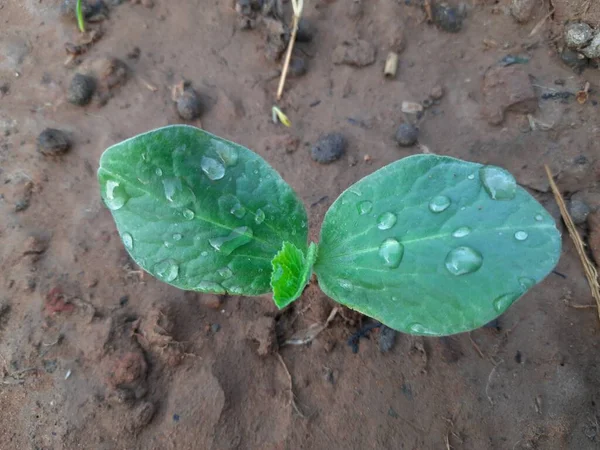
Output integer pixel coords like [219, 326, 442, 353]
[276, 14, 299, 100]
[76, 0, 86, 33]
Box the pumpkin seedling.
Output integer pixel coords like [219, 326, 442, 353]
[76, 0, 86, 33]
[98, 125, 561, 336]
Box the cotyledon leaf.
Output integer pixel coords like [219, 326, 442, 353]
[314, 155, 562, 336]
[271, 242, 318, 308]
[98, 125, 308, 295]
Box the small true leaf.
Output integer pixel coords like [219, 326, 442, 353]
[271, 242, 318, 308]
[98, 125, 308, 295]
[314, 155, 561, 336]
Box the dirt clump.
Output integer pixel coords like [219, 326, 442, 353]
[246, 315, 278, 356]
[481, 65, 537, 125]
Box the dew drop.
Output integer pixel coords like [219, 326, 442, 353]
[154, 259, 179, 282]
[514, 231, 528, 241]
[378, 238, 404, 268]
[164, 241, 172, 248]
[518, 277, 535, 290]
[214, 141, 239, 167]
[429, 195, 451, 213]
[467, 174, 475, 180]
[479, 165, 517, 200]
[155, 168, 163, 176]
[173, 233, 182, 241]
[196, 281, 226, 294]
[208, 226, 253, 255]
[493, 292, 520, 312]
[452, 226, 471, 238]
[409, 323, 437, 336]
[445, 246, 483, 276]
[105, 180, 129, 211]
[358, 200, 373, 215]
[200, 251, 208, 257]
[255, 209, 265, 224]
[377, 212, 397, 230]
[183, 209, 195, 220]
[201, 157, 225, 180]
[535, 214, 543, 221]
[122, 232, 133, 250]
[339, 279, 353, 290]
[230, 202, 246, 219]
[162, 177, 196, 207]
[218, 267, 233, 279]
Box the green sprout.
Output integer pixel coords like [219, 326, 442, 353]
[76, 0, 86, 33]
[97, 125, 561, 336]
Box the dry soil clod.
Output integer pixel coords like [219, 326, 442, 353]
[37, 128, 71, 156]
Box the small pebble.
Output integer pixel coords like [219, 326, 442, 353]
[568, 198, 591, 225]
[560, 48, 588, 74]
[37, 128, 71, 156]
[176, 90, 202, 120]
[581, 32, 600, 59]
[510, 0, 535, 23]
[310, 133, 346, 164]
[564, 23, 594, 49]
[379, 326, 397, 353]
[67, 73, 96, 106]
[395, 123, 419, 147]
[288, 56, 307, 77]
[430, 84, 444, 100]
[432, 3, 463, 33]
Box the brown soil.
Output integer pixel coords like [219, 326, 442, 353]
[2, 0, 600, 449]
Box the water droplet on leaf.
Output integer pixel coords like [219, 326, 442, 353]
[196, 281, 226, 294]
[467, 174, 475, 180]
[479, 165, 517, 200]
[255, 209, 265, 224]
[358, 201, 373, 215]
[518, 277, 535, 290]
[339, 279, 353, 290]
[493, 292, 520, 312]
[514, 231, 528, 241]
[105, 180, 129, 210]
[214, 140, 239, 167]
[377, 212, 397, 230]
[155, 168, 163, 176]
[378, 238, 404, 268]
[445, 246, 483, 276]
[218, 267, 233, 279]
[429, 195, 451, 213]
[173, 233, 182, 241]
[201, 156, 225, 180]
[409, 323, 436, 336]
[122, 232, 133, 250]
[535, 214, 543, 221]
[230, 202, 246, 219]
[183, 209, 195, 220]
[162, 177, 196, 207]
[200, 251, 208, 257]
[154, 259, 179, 282]
[452, 226, 471, 238]
[208, 226, 253, 255]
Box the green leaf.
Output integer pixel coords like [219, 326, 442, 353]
[314, 155, 561, 336]
[271, 242, 318, 308]
[98, 125, 308, 295]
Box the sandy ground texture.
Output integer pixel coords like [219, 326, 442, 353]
[2, 0, 600, 448]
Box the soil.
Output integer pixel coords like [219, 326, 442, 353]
[1, 0, 600, 449]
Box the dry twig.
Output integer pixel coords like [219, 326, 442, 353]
[276, 0, 303, 99]
[545, 165, 600, 324]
